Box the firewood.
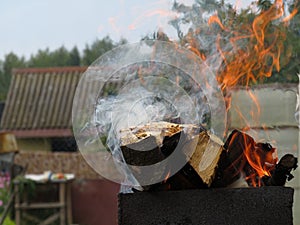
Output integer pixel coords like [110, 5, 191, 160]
[119, 122, 223, 189]
[212, 129, 296, 187]
[119, 124, 297, 190]
[120, 122, 190, 167]
[120, 135, 164, 166]
[262, 154, 298, 186]
[188, 131, 224, 186]
[212, 130, 247, 187]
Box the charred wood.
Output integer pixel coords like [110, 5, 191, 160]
[262, 154, 298, 186]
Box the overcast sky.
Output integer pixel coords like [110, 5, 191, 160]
[0, 0, 250, 60]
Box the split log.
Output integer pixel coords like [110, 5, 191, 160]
[119, 122, 223, 190]
[188, 131, 224, 186]
[120, 126, 297, 190]
[211, 130, 248, 187]
[120, 122, 189, 167]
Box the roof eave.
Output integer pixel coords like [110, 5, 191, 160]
[1, 128, 73, 138]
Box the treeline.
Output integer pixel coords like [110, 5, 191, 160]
[0, 36, 127, 100]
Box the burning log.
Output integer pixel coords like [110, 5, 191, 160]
[119, 124, 297, 190]
[212, 129, 298, 187]
[211, 130, 247, 187]
[262, 154, 298, 186]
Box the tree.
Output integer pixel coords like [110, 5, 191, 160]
[50, 46, 73, 67]
[28, 48, 52, 67]
[0, 52, 26, 100]
[82, 36, 115, 65]
[69, 46, 81, 66]
[28, 46, 81, 67]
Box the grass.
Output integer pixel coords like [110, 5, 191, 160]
[0, 215, 15, 225]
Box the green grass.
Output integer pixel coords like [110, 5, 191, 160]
[0, 215, 15, 225]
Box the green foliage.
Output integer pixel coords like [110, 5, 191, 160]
[0, 53, 26, 100]
[0, 186, 9, 214]
[81, 36, 115, 65]
[13, 176, 36, 199]
[262, 2, 300, 83]
[69, 46, 81, 66]
[28, 46, 81, 67]
[257, 0, 272, 11]
[0, 36, 126, 101]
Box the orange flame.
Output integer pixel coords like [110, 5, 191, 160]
[208, 14, 227, 31]
[282, 8, 298, 23]
[241, 132, 278, 187]
[205, 0, 296, 186]
[207, 0, 296, 90]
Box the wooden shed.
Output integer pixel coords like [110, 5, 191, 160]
[0, 67, 88, 151]
[0, 66, 120, 225]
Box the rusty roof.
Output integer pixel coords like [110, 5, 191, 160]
[0, 67, 87, 137]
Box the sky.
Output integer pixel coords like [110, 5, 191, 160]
[0, 0, 250, 60]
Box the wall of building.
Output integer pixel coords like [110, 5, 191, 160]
[16, 138, 52, 151]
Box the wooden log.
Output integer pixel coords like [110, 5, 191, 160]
[262, 154, 298, 186]
[120, 125, 297, 189]
[121, 135, 164, 166]
[212, 130, 247, 187]
[119, 122, 223, 189]
[212, 129, 296, 187]
[188, 131, 224, 186]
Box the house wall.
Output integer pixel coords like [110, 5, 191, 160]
[16, 138, 52, 151]
[228, 85, 299, 225]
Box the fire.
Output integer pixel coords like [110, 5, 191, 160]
[208, 14, 226, 31]
[207, 0, 297, 90]
[204, 0, 296, 186]
[245, 142, 278, 187]
[110, 0, 297, 188]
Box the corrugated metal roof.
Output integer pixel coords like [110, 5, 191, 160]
[0, 67, 87, 137]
